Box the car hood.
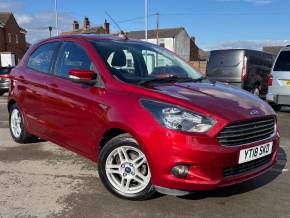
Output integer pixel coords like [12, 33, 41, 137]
[146, 81, 274, 122]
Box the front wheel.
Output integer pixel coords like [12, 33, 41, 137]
[98, 134, 155, 200]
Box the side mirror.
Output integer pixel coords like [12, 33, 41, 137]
[68, 69, 97, 85]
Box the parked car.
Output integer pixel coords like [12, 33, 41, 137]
[0, 66, 13, 96]
[266, 46, 290, 111]
[206, 49, 275, 99]
[8, 35, 279, 200]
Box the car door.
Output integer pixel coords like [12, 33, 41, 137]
[42, 40, 106, 156]
[20, 42, 60, 135]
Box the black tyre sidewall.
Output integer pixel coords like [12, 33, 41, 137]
[98, 134, 155, 200]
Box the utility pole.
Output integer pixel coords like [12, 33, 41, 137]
[55, 0, 59, 36]
[145, 0, 148, 41]
[156, 12, 159, 45]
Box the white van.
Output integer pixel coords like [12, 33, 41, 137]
[266, 46, 290, 111]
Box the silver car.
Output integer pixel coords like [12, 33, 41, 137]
[267, 46, 290, 111]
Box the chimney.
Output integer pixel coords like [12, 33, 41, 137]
[73, 20, 79, 31]
[83, 17, 90, 30]
[104, 19, 110, 34]
[191, 36, 196, 43]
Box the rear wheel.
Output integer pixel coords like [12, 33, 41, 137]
[9, 104, 38, 143]
[98, 133, 155, 200]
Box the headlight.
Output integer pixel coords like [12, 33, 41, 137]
[141, 100, 215, 133]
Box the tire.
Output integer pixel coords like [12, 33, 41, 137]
[271, 104, 282, 111]
[9, 104, 38, 143]
[98, 133, 155, 200]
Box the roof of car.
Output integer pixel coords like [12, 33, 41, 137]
[46, 34, 146, 43]
[210, 48, 273, 55]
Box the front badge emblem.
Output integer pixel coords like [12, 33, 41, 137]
[250, 110, 259, 115]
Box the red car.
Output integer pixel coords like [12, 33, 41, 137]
[8, 35, 280, 200]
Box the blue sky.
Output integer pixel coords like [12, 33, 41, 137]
[1, 0, 290, 50]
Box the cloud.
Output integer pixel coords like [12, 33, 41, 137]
[207, 39, 290, 50]
[15, 12, 75, 43]
[0, 1, 75, 43]
[0, 1, 22, 11]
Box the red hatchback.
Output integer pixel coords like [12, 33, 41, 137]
[8, 35, 280, 200]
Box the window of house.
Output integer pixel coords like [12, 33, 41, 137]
[159, 43, 165, 48]
[8, 33, 12, 43]
[27, 42, 59, 74]
[54, 42, 96, 78]
[16, 34, 18, 44]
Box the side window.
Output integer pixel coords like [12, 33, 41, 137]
[27, 42, 59, 74]
[142, 50, 173, 75]
[55, 42, 95, 78]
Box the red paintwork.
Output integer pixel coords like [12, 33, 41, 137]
[8, 35, 280, 191]
[69, 69, 95, 80]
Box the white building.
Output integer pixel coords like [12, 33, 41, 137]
[127, 27, 198, 62]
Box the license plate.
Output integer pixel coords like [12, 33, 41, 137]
[238, 142, 273, 164]
[286, 81, 290, 86]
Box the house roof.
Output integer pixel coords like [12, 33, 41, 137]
[0, 12, 27, 32]
[127, 27, 185, 39]
[0, 12, 11, 25]
[62, 26, 106, 35]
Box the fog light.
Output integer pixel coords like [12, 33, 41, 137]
[171, 165, 189, 178]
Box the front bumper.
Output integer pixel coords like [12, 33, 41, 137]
[143, 130, 280, 192]
[267, 93, 290, 106]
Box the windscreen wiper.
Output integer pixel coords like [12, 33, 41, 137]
[138, 76, 180, 85]
[138, 76, 208, 86]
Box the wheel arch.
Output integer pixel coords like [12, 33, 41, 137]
[97, 123, 148, 161]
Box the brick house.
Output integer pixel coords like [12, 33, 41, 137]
[62, 17, 110, 35]
[0, 12, 27, 64]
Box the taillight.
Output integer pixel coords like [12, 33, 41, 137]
[241, 56, 247, 81]
[268, 74, 273, 86]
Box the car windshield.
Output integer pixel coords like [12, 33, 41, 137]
[91, 40, 203, 85]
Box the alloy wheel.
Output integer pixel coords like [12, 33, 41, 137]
[105, 145, 151, 195]
[10, 108, 22, 138]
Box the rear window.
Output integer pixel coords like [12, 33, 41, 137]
[274, 51, 290, 71]
[248, 51, 274, 68]
[208, 50, 244, 67]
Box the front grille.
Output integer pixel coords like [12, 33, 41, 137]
[218, 117, 275, 146]
[223, 154, 273, 178]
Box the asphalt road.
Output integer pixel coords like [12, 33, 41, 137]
[0, 95, 289, 218]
